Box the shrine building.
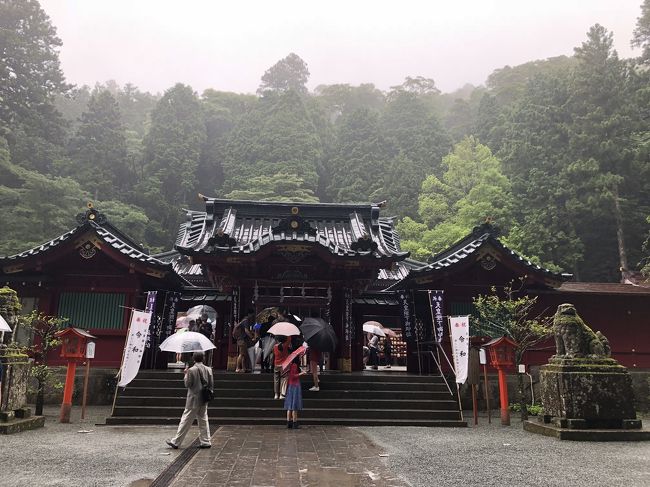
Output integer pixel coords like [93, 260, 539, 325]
[1, 199, 648, 372]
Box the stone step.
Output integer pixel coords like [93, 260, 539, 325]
[104, 415, 467, 427]
[116, 396, 460, 410]
[126, 378, 450, 392]
[134, 371, 446, 383]
[119, 387, 453, 400]
[111, 405, 460, 420]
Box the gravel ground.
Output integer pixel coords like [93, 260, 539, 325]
[0, 405, 190, 487]
[360, 414, 650, 487]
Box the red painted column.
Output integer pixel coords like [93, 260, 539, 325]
[497, 367, 510, 426]
[59, 361, 77, 423]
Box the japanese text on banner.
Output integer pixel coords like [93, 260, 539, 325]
[398, 291, 414, 341]
[428, 290, 445, 343]
[449, 315, 470, 384]
[118, 310, 151, 387]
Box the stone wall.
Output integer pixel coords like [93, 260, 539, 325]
[459, 367, 650, 413]
[27, 367, 118, 406]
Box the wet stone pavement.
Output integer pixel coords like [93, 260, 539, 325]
[168, 425, 409, 487]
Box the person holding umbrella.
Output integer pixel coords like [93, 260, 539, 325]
[272, 336, 289, 399]
[367, 332, 379, 370]
[300, 316, 338, 391]
[165, 351, 213, 449]
[234, 309, 255, 373]
[283, 347, 308, 429]
[383, 336, 393, 368]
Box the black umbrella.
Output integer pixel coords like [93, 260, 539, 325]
[300, 317, 338, 353]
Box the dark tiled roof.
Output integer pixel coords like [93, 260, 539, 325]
[175, 197, 409, 262]
[180, 288, 232, 302]
[153, 250, 208, 286]
[352, 294, 399, 306]
[393, 223, 571, 288]
[558, 282, 650, 295]
[1, 210, 173, 274]
[377, 258, 426, 282]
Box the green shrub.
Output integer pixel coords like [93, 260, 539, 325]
[509, 403, 543, 416]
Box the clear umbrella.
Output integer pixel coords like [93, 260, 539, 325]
[362, 322, 386, 337]
[186, 305, 217, 323]
[159, 331, 216, 353]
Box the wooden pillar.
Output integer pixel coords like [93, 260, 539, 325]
[497, 368, 510, 426]
[59, 361, 77, 423]
[226, 287, 241, 372]
[329, 287, 344, 371]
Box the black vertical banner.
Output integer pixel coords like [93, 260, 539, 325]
[162, 291, 181, 342]
[397, 290, 415, 342]
[232, 287, 240, 327]
[428, 290, 445, 343]
[343, 289, 352, 342]
[144, 291, 158, 350]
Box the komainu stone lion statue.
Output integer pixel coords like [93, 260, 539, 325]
[553, 303, 611, 359]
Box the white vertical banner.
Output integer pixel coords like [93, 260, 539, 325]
[118, 310, 151, 387]
[449, 316, 470, 384]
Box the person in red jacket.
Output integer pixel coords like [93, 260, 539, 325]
[284, 358, 306, 429]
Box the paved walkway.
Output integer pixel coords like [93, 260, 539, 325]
[166, 425, 408, 487]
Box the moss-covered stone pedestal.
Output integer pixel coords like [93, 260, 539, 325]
[524, 358, 649, 441]
[1, 353, 45, 435]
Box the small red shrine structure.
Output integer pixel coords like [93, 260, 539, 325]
[483, 335, 518, 425]
[55, 327, 96, 423]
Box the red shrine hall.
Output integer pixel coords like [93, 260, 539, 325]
[1, 199, 649, 372]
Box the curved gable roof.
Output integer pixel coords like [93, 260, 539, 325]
[175, 197, 409, 263]
[1, 207, 178, 278]
[392, 223, 571, 289]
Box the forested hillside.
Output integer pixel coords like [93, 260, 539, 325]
[1, 0, 649, 282]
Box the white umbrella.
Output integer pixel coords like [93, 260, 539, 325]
[186, 305, 217, 323]
[0, 315, 12, 333]
[267, 321, 301, 336]
[159, 331, 215, 353]
[362, 322, 385, 337]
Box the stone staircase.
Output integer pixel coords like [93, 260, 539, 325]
[105, 370, 466, 427]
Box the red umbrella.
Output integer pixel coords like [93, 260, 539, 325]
[281, 345, 307, 373]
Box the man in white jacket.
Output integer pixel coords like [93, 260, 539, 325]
[166, 351, 213, 449]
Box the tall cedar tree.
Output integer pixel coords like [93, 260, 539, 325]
[222, 90, 322, 198]
[325, 108, 387, 203]
[137, 84, 206, 246]
[66, 90, 130, 200]
[0, 0, 69, 173]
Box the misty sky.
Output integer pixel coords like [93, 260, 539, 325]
[41, 0, 643, 95]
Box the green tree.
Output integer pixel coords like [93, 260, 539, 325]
[397, 137, 513, 259]
[0, 0, 69, 173]
[632, 0, 650, 63]
[65, 90, 130, 200]
[136, 84, 206, 246]
[314, 83, 385, 122]
[197, 90, 257, 196]
[19, 310, 67, 415]
[380, 89, 451, 218]
[258, 53, 310, 95]
[325, 108, 387, 203]
[473, 280, 553, 420]
[566, 24, 646, 280]
[225, 173, 319, 202]
[222, 91, 322, 199]
[0, 136, 88, 255]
